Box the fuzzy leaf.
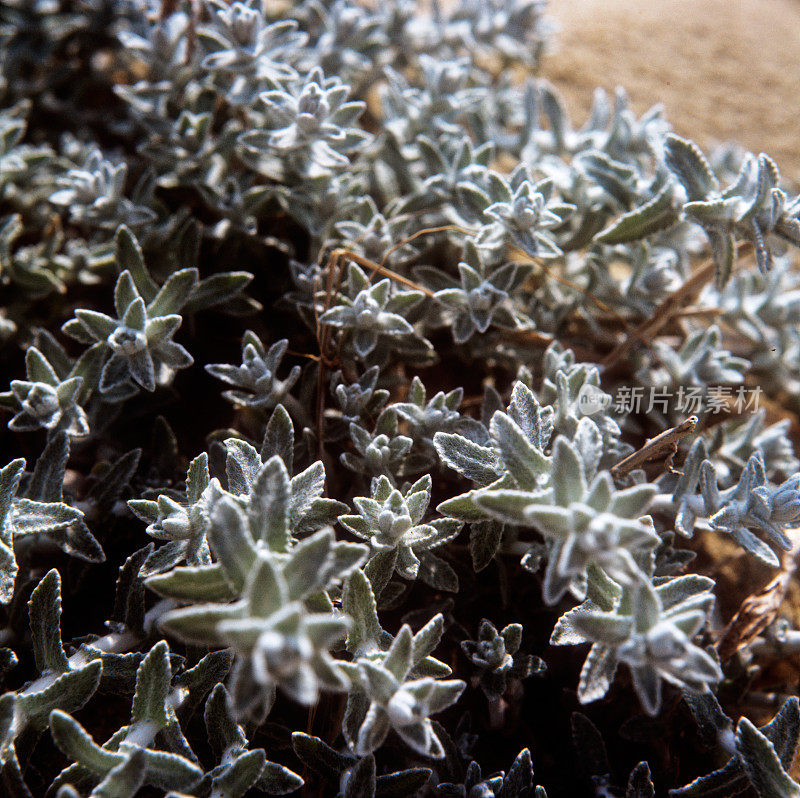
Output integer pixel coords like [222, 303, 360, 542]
[597, 183, 679, 244]
[208, 498, 258, 592]
[261, 405, 294, 471]
[736, 716, 800, 798]
[131, 641, 171, 731]
[469, 521, 504, 572]
[343, 569, 382, 656]
[626, 761, 655, 798]
[291, 731, 355, 780]
[28, 569, 69, 674]
[433, 433, 500, 486]
[18, 660, 102, 728]
[249, 456, 291, 551]
[212, 749, 267, 798]
[664, 135, 719, 201]
[146, 564, 235, 602]
[92, 748, 146, 798]
[49, 710, 123, 773]
[344, 754, 376, 798]
[116, 226, 158, 303]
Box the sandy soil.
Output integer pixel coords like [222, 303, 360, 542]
[543, 0, 800, 179]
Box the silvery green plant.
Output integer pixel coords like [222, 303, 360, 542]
[341, 603, 465, 758]
[390, 376, 485, 464]
[159, 522, 361, 721]
[674, 451, 800, 566]
[47, 642, 205, 794]
[460, 620, 544, 700]
[672, 693, 800, 798]
[148, 436, 365, 719]
[338, 473, 462, 593]
[292, 730, 432, 798]
[0, 343, 99, 437]
[380, 55, 485, 143]
[136, 406, 347, 582]
[636, 325, 750, 408]
[57, 224, 249, 401]
[475, 417, 658, 604]
[435, 378, 633, 575]
[704, 409, 799, 482]
[0, 101, 59, 204]
[0, 213, 70, 298]
[0, 102, 33, 190]
[221, 405, 349, 532]
[428, 240, 530, 344]
[332, 197, 416, 264]
[297, 0, 389, 88]
[0, 550, 173, 795]
[116, 8, 191, 92]
[550, 568, 720, 715]
[663, 135, 800, 285]
[206, 334, 301, 411]
[434, 747, 542, 797]
[517, 80, 668, 164]
[394, 134, 497, 225]
[62, 264, 194, 399]
[131, 398, 339, 578]
[239, 66, 370, 180]
[199, 2, 307, 105]
[140, 109, 224, 189]
[341, 406, 415, 481]
[715, 255, 800, 399]
[127, 452, 215, 575]
[342, 568, 452, 678]
[326, 365, 389, 435]
[436, 0, 551, 68]
[0, 437, 102, 605]
[706, 457, 800, 555]
[6, 0, 800, 792]
[0, 570, 102, 780]
[475, 174, 571, 259]
[202, 682, 304, 796]
[434, 381, 550, 567]
[538, 343, 626, 457]
[338, 572, 460, 758]
[49, 149, 156, 231]
[319, 261, 430, 362]
[604, 242, 687, 311]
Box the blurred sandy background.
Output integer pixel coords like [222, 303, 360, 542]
[543, 0, 800, 178]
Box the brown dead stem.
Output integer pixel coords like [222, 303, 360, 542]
[600, 242, 752, 371]
[310, 225, 470, 449]
[510, 247, 669, 365]
[716, 527, 800, 664]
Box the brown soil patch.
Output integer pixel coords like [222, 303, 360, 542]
[543, 0, 800, 179]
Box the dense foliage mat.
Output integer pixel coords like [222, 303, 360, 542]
[2, 0, 800, 795]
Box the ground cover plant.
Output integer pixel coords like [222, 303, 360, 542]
[2, 0, 800, 795]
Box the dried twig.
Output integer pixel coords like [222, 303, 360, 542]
[310, 227, 455, 451]
[716, 527, 800, 664]
[600, 242, 751, 371]
[325, 248, 434, 297]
